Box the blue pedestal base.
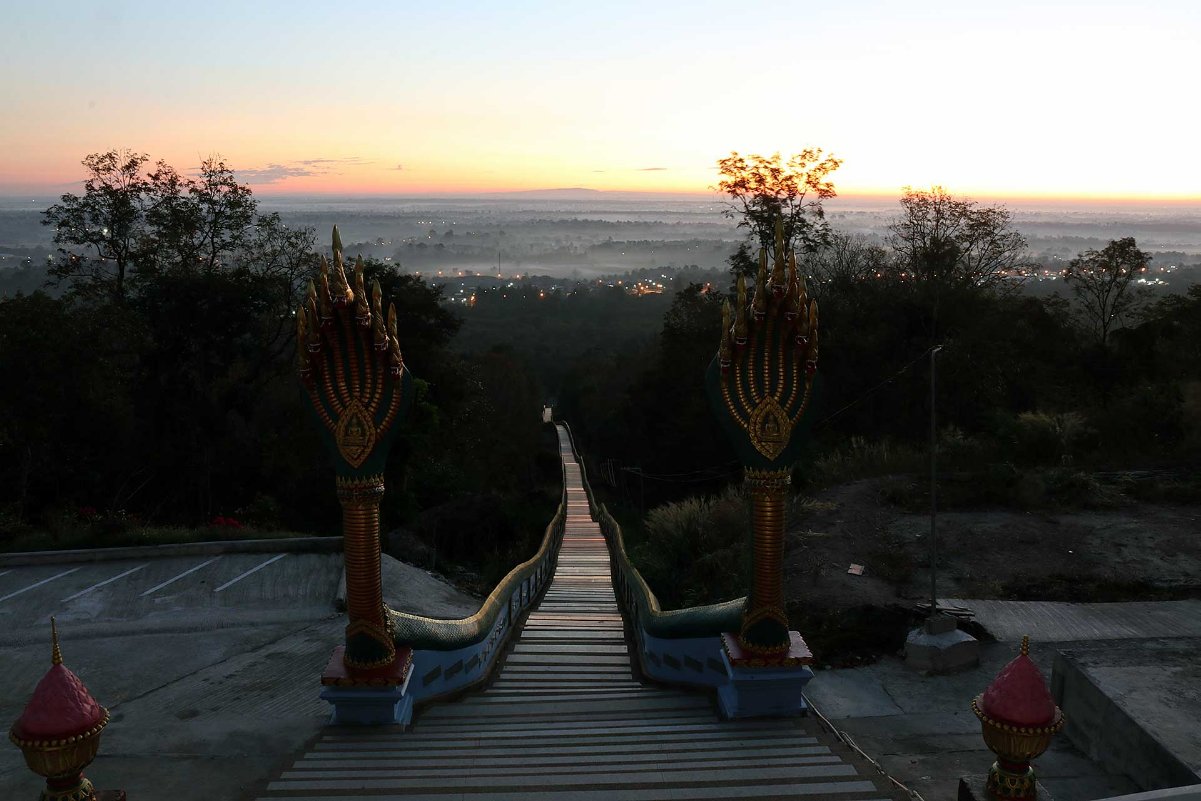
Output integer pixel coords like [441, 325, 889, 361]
[319, 645, 414, 726]
[320, 684, 413, 726]
[717, 632, 815, 719]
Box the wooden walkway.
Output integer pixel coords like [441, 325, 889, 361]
[255, 427, 895, 800]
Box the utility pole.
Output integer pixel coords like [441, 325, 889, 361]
[929, 344, 943, 618]
[906, 341, 978, 672]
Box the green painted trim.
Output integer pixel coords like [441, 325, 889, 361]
[388, 466, 566, 651]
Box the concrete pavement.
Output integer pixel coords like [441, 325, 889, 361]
[806, 641, 1140, 801]
[0, 544, 477, 800]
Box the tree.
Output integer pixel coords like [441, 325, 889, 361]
[888, 186, 1028, 292]
[145, 157, 257, 275]
[1063, 237, 1151, 347]
[807, 231, 890, 290]
[716, 150, 842, 278]
[886, 186, 1028, 343]
[44, 151, 304, 304]
[43, 151, 157, 302]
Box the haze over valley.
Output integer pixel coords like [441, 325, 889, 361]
[3, 193, 1201, 298]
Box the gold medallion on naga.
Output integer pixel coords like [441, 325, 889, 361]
[748, 396, 792, 460]
[335, 398, 376, 468]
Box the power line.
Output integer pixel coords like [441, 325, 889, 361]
[621, 465, 737, 484]
[813, 344, 943, 431]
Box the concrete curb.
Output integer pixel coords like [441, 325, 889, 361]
[0, 536, 342, 567]
[1052, 644, 1201, 791]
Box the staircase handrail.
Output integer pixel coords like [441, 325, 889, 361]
[387, 451, 566, 651]
[598, 502, 743, 638]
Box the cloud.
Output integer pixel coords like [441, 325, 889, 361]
[592, 170, 607, 173]
[237, 164, 320, 183]
[296, 157, 372, 167]
[391, 164, 405, 171]
[237, 157, 372, 184]
[637, 166, 669, 171]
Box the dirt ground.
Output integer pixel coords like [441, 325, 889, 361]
[783, 478, 1201, 663]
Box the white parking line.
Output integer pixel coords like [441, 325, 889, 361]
[139, 557, 222, 597]
[0, 568, 82, 603]
[0, 569, 11, 578]
[213, 553, 288, 593]
[61, 564, 149, 602]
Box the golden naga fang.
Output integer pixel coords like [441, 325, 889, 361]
[706, 218, 820, 658]
[297, 226, 413, 674]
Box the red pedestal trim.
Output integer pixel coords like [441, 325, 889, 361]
[321, 645, 412, 687]
[722, 631, 814, 668]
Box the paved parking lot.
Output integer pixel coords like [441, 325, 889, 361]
[0, 551, 342, 641]
[0, 543, 477, 800]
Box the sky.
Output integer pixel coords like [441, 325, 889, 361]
[1, 0, 1199, 200]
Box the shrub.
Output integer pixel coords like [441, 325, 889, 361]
[1007, 411, 1090, 466]
[631, 486, 749, 608]
[808, 436, 924, 487]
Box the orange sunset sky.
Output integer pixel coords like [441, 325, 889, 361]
[2, 0, 1199, 200]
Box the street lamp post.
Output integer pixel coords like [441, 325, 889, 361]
[929, 344, 943, 618]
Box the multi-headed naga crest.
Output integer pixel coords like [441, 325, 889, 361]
[297, 227, 411, 477]
[709, 220, 820, 470]
[706, 220, 821, 659]
[297, 227, 414, 672]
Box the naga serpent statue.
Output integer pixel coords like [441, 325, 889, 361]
[706, 219, 820, 659]
[297, 227, 413, 676]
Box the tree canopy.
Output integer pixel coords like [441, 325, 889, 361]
[1064, 237, 1151, 347]
[3, 152, 552, 551]
[887, 186, 1028, 292]
[716, 150, 842, 278]
[43, 150, 313, 303]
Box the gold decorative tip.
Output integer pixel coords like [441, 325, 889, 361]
[753, 248, 768, 312]
[51, 616, 62, 666]
[371, 279, 383, 312]
[353, 259, 371, 322]
[770, 245, 787, 289]
[386, 303, 398, 340]
[734, 298, 749, 343]
[1021, 635, 1030, 656]
[332, 248, 353, 305]
[719, 300, 733, 361]
[319, 273, 333, 317]
[332, 225, 343, 255]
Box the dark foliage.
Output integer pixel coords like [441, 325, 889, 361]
[0, 154, 556, 568]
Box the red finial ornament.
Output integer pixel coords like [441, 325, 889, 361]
[9, 618, 124, 800]
[971, 635, 1064, 800]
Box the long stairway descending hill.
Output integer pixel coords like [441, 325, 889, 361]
[254, 426, 897, 800]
